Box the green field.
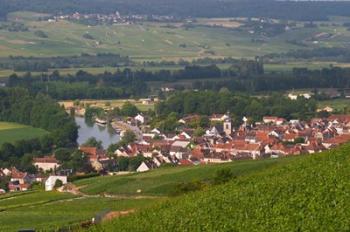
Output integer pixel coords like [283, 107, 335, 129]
[1, 12, 349, 61]
[0, 122, 48, 145]
[75, 158, 291, 196]
[88, 144, 350, 232]
[0, 190, 157, 231]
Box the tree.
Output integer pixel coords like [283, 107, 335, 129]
[120, 130, 136, 145]
[54, 148, 71, 163]
[54, 179, 63, 188]
[82, 137, 103, 149]
[120, 102, 139, 117]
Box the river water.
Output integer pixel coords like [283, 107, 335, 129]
[75, 117, 120, 149]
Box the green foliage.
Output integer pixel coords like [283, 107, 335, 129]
[54, 179, 63, 188]
[172, 180, 206, 196]
[120, 102, 139, 117]
[156, 91, 317, 121]
[82, 137, 103, 149]
[213, 168, 235, 185]
[34, 30, 48, 38]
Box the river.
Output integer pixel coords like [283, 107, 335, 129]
[75, 117, 120, 149]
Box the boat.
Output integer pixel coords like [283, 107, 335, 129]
[95, 118, 107, 125]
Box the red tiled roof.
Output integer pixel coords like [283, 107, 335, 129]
[33, 155, 58, 164]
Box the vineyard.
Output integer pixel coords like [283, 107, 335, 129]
[88, 144, 350, 231]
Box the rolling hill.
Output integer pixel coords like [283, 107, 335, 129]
[87, 144, 350, 231]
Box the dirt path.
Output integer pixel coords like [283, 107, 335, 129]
[101, 209, 136, 222]
[63, 183, 164, 199]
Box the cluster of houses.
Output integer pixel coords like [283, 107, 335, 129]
[112, 113, 350, 171]
[2, 113, 350, 194]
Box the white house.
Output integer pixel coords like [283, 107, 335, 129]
[45, 176, 67, 191]
[135, 114, 145, 124]
[33, 156, 60, 172]
[136, 162, 152, 172]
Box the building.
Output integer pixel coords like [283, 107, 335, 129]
[45, 176, 68, 191]
[33, 156, 60, 172]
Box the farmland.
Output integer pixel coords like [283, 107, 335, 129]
[0, 190, 157, 231]
[59, 99, 155, 112]
[0, 122, 48, 145]
[75, 158, 291, 196]
[0, 156, 292, 231]
[1, 12, 350, 62]
[87, 144, 350, 232]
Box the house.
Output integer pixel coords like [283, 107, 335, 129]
[170, 141, 191, 159]
[45, 176, 67, 191]
[136, 161, 157, 172]
[317, 106, 334, 113]
[79, 146, 114, 171]
[210, 114, 230, 122]
[263, 116, 285, 125]
[135, 114, 145, 124]
[8, 168, 34, 192]
[33, 156, 60, 172]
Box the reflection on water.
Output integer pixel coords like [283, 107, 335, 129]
[75, 117, 120, 149]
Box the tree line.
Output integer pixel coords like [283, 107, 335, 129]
[155, 91, 317, 124]
[0, 53, 130, 72]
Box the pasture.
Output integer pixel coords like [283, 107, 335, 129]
[0, 122, 48, 145]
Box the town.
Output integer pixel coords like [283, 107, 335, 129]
[1, 104, 350, 194]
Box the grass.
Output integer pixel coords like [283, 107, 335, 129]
[88, 144, 350, 232]
[75, 158, 292, 196]
[0, 190, 157, 231]
[0, 122, 48, 145]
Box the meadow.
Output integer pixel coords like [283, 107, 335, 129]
[0, 122, 48, 145]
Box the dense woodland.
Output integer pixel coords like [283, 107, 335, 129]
[0, 88, 78, 170]
[0, 54, 130, 72]
[5, 62, 350, 100]
[156, 91, 317, 123]
[1, 0, 350, 21]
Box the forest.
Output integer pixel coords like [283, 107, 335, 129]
[0, 54, 130, 72]
[5, 63, 350, 100]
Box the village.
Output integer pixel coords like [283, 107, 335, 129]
[1, 109, 350, 194]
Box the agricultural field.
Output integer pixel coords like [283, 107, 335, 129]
[88, 144, 350, 232]
[0, 190, 157, 231]
[0, 122, 48, 145]
[59, 99, 155, 112]
[75, 158, 291, 196]
[1, 12, 350, 61]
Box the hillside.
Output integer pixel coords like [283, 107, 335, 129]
[2, 0, 350, 21]
[88, 144, 350, 231]
[74, 158, 285, 196]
